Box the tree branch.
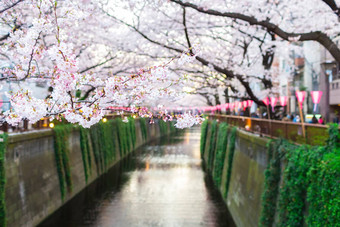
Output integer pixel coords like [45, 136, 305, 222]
[182, 7, 193, 53]
[170, 0, 340, 63]
[107, 11, 263, 105]
[0, 0, 24, 14]
[79, 56, 116, 74]
[322, 0, 340, 18]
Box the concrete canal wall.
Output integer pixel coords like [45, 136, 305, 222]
[2, 118, 174, 227]
[201, 121, 268, 227]
[201, 120, 340, 227]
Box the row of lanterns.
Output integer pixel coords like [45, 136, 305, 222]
[191, 90, 323, 113]
[262, 91, 322, 113]
[103, 91, 322, 114]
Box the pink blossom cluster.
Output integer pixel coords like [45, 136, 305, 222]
[175, 112, 204, 129]
[0, 0, 203, 128]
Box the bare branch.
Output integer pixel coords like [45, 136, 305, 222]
[0, 0, 24, 14]
[79, 56, 116, 74]
[170, 0, 340, 63]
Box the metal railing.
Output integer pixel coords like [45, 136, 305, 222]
[210, 114, 337, 145]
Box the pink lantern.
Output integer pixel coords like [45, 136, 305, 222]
[263, 97, 269, 106]
[295, 91, 306, 106]
[311, 91, 323, 112]
[225, 103, 229, 110]
[242, 101, 248, 110]
[233, 102, 238, 111]
[279, 96, 288, 107]
[270, 97, 277, 112]
[235, 101, 241, 110]
[230, 103, 234, 110]
[247, 100, 253, 109]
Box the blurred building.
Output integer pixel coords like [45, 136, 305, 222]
[273, 40, 340, 122]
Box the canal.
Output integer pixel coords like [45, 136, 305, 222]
[38, 127, 235, 227]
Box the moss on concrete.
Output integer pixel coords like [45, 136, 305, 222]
[53, 125, 73, 200]
[207, 120, 218, 171]
[224, 127, 237, 199]
[212, 123, 229, 188]
[200, 120, 209, 158]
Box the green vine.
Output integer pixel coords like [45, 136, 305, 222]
[212, 123, 229, 188]
[201, 121, 340, 227]
[259, 139, 284, 227]
[140, 118, 148, 142]
[207, 120, 218, 171]
[169, 121, 176, 133]
[79, 127, 92, 183]
[260, 124, 340, 227]
[89, 123, 105, 173]
[307, 147, 340, 226]
[128, 117, 136, 148]
[54, 125, 73, 200]
[89, 120, 119, 174]
[200, 120, 209, 158]
[116, 118, 128, 156]
[224, 126, 237, 199]
[159, 119, 168, 136]
[305, 124, 340, 226]
[101, 121, 116, 166]
[277, 143, 309, 227]
[0, 133, 7, 227]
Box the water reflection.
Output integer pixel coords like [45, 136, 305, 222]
[39, 128, 235, 227]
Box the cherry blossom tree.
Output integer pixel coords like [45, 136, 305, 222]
[104, 0, 340, 109]
[0, 0, 204, 128]
[1, 0, 340, 127]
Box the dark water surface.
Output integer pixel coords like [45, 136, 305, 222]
[39, 128, 235, 227]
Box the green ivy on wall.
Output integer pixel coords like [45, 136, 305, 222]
[200, 120, 209, 158]
[88, 120, 119, 175]
[207, 120, 218, 171]
[201, 120, 340, 227]
[0, 133, 7, 227]
[54, 125, 73, 200]
[128, 117, 136, 148]
[140, 118, 148, 142]
[224, 127, 237, 199]
[159, 119, 168, 136]
[116, 118, 129, 156]
[199, 122, 237, 198]
[169, 121, 176, 133]
[277, 143, 309, 227]
[212, 123, 229, 188]
[259, 139, 284, 227]
[79, 127, 92, 183]
[89, 123, 105, 174]
[307, 145, 340, 226]
[260, 124, 340, 227]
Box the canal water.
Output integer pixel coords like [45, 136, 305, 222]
[39, 128, 235, 227]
